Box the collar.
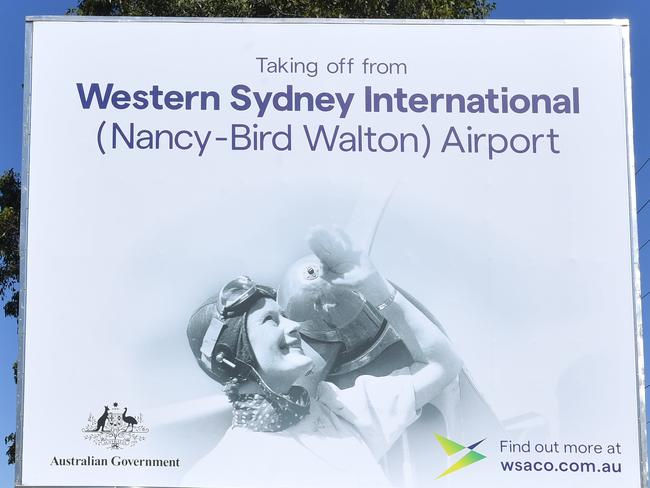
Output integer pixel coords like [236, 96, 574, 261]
[230, 386, 310, 432]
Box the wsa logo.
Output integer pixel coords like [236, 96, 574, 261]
[435, 434, 486, 479]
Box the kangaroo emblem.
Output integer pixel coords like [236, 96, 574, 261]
[83, 402, 148, 449]
[92, 406, 109, 432]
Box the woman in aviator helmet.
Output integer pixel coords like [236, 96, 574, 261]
[183, 228, 463, 488]
[187, 275, 313, 432]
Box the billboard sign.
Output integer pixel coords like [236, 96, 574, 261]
[17, 18, 645, 488]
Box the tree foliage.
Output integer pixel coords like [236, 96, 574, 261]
[0, 168, 20, 465]
[70, 0, 495, 19]
[0, 169, 20, 320]
[4, 433, 15, 466]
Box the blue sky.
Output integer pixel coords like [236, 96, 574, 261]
[0, 1, 649, 486]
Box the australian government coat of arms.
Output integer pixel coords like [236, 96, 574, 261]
[82, 402, 149, 449]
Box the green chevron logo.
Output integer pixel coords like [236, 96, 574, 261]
[435, 434, 487, 479]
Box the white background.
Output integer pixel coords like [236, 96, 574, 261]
[21, 20, 640, 487]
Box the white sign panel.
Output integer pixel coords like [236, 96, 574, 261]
[18, 18, 644, 488]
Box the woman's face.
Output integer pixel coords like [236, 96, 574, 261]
[246, 296, 314, 393]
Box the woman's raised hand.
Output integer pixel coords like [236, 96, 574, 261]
[307, 226, 394, 307]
